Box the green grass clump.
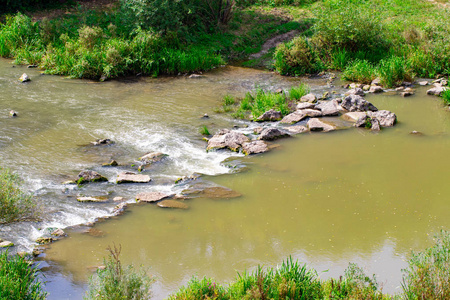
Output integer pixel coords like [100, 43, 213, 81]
[85, 244, 154, 300]
[0, 250, 47, 300]
[441, 88, 450, 105]
[0, 167, 38, 224]
[199, 125, 211, 136]
[168, 277, 228, 300]
[289, 83, 310, 100]
[236, 88, 292, 120]
[377, 56, 413, 88]
[402, 230, 450, 300]
[342, 59, 377, 84]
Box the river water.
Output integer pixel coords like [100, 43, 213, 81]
[1, 58, 450, 299]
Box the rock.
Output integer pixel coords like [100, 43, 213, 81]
[300, 93, 317, 103]
[441, 80, 448, 86]
[157, 200, 189, 209]
[410, 131, 423, 136]
[363, 85, 371, 91]
[296, 102, 316, 110]
[117, 172, 151, 184]
[343, 84, 350, 89]
[371, 118, 381, 131]
[404, 87, 414, 92]
[62, 180, 76, 185]
[36, 237, 53, 245]
[136, 192, 170, 203]
[19, 73, 30, 82]
[371, 78, 381, 86]
[427, 86, 446, 96]
[189, 74, 202, 78]
[395, 86, 405, 91]
[349, 83, 363, 89]
[175, 174, 201, 184]
[189, 186, 241, 199]
[345, 88, 365, 96]
[286, 125, 308, 134]
[77, 170, 108, 184]
[369, 86, 383, 93]
[342, 112, 367, 122]
[354, 115, 370, 128]
[84, 228, 106, 237]
[402, 82, 413, 87]
[341, 95, 378, 112]
[275, 88, 283, 94]
[113, 196, 125, 201]
[258, 128, 290, 141]
[112, 202, 128, 215]
[280, 111, 307, 124]
[418, 81, 429, 86]
[368, 110, 397, 127]
[253, 127, 263, 134]
[256, 109, 282, 122]
[401, 91, 414, 97]
[202, 113, 209, 119]
[91, 138, 114, 146]
[315, 100, 340, 116]
[207, 130, 250, 151]
[51, 229, 65, 237]
[9, 110, 17, 117]
[102, 160, 118, 167]
[320, 91, 331, 100]
[77, 196, 109, 203]
[0, 241, 14, 247]
[307, 118, 336, 132]
[242, 140, 269, 155]
[139, 152, 167, 165]
[27, 65, 38, 68]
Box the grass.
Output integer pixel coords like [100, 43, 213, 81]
[441, 89, 450, 105]
[84, 244, 154, 300]
[0, 250, 47, 300]
[342, 59, 377, 84]
[199, 125, 211, 136]
[0, 166, 39, 224]
[289, 83, 310, 100]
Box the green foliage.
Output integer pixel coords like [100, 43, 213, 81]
[0, 250, 47, 300]
[168, 277, 228, 300]
[274, 36, 321, 76]
[342, 59, 377, 84]
[236, 88, 292, 120]
[289, 83, 310, 100]
[199, 125, 211, 136]
[377, 56, 413, 88]
[0, 167, 38, 224]
[402, 230, 450, 300]
[85, 244, 154, 300]
[441, 89, 450, 105]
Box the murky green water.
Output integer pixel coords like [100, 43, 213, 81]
[1, 58, 450, 299]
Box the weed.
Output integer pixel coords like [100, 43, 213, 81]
[199, 125, 211, 136]
[441, 88, 450, 105]
[289, 83, 310, 100]
[168, 277, 228, 300]
[377, 56, 413, 88]
[342, 59, 377, 84]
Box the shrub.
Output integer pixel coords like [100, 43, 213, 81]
[289, 83, 310, 100]
[342, 59, 377, 84]
[0, 250, 47, 300]
[402, 230, 450, 300]
[377, 56, 414, 88]
[0, 167, 38, 224]
[84, 244, 154, 300]
[274, 36, 320, 76]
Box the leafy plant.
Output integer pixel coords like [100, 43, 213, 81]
[289, 83, 310, 100]
[0, 250, 47, 300]
[342, 59, 377, 84]
[441, 88, 450, 105]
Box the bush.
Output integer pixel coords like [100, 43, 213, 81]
[342, 59, 377, 84]
[442, 88, 450, 105]
[0, 167, 38, 224]
[236, 88, 292, 120]
[85, 244, 154, 300]
[377, 56, 413, 88]
[402, 230, 450, 300]
[0, 250, 47, 300]
[274, 36, 321, 76]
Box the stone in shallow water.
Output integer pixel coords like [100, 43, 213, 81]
[258, 128, 290, 141]
[242, 140, 269, 155]
[368, 110, 397, 127]
[300, 93, 317, 103]
[136, 192, 170, 202]
[77, 196, 108, 203]
[183, 186, 241, 199]
[315, 100, 340, 116]
[77, 170, 108, 184]
[116, 172, 151, 184]
[256, 109, 282, 122]
[157, 200, 189, 209]
[307, 118, 336, 132]
[207, 130, 250, 151]
[342, 112, 367, 122]
[139, 152, 167, 165]
[36, 237, 53, 245]
[280, 111, 307, 124]
[0, 241, 14, 248]
[19, 73, 30, 82]
[296, 102, 316, 110]
[286, 125, 308, 134]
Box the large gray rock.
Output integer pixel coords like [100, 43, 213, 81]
[256, 109, 282, 121]
[286, 125, 308, 134]
[300, 93, 317, 103]
[207, 130, 250, 151]
[341, 95, 378, 112]
[91, 139, 114, 146]
[368, 110, 397, 127]
[139, 152, 167, 165]
[258, 128, 290, 141]
[19, 73, 30, 82]
[280, 111, 307, 124]
[296, 102, 316, 110]
[315, 100, 340, 116]
[242, 141, 269, 155]
[307, 118, 336, 132]
[112, 202, 128, 215]
[77, 170, 108, 184]
[342, 112, 367, 122]
[369, 86, 383, 93]
[116, 172, 151, 184]
[136, 192, 170, 202]
[345, 88, 365, 96]
[426, 86, 446, 96]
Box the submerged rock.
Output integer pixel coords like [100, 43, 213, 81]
[102, 160, 118, 167]
[401, 91, 414, 97]
[9, 110, 17, 117]
[256, 109, 282, 122]
[91, 139, 114, 146]
[112, 202, 128, 215]
[207, 130, 250, 152]
[19, 73, 30, 82]
[36, 237, 54, 245]
[139, 152, 167, 165]
[242, 140, 269, 155]
[77, 170, 108, 184]
[51, 228, 66, 237]
[341, 95, 378, 112]
[136, 192, 170, 203]
[193, 186, 241, 199]
[157, 200, 189, 209]
[117, 172, 151, 184]
[258, 128, 290, 141]
[307, 118, 336, 132]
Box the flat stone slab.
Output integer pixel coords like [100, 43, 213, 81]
[286, 125, 308, 134]
[77, 196, 109, 203]
[157, 200, 189, 209]
[117, 172, 151, 184]
[300, 93, 317, 103]
[307, 118, 336, 132]
[315, 100, 340, 116]
[77, 170, 108, 184]
[136, 192, 170, 202]
[296, 102, 316, 110]
[0, 241, 14, 247]
[242, 140, 269, 155]
[258, 128, 290, 141]
[342, 112, 367, 122]
[139, 152, 167, 164]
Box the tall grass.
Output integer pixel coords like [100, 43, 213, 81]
[0, 166, 38, 224]
[0, 250, 47, 300]
[236, 88, 292, 120]
[84, 244, 154, 300]
[289, 83, 310, 100]
[377, 56, 413, 88]
[342, 59, 377, 84]
[441, 89, 450, 105]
